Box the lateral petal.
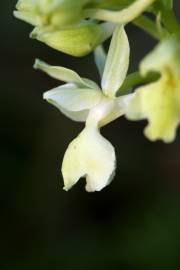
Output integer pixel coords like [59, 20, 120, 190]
[43, 83, 103, 112]
[34, 59, 100, 89]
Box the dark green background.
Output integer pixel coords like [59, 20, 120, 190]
[1, 1, 180, 269]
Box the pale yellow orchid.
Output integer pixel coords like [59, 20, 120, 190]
[125, 37, 180, 143]
[34, 25, 132, 191]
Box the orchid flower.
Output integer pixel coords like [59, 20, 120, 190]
[34, 25, 132, 191]
[125, 37, 180, 143]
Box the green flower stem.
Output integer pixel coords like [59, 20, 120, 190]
[117, 71, 159, 96]
[133, 15, 167, 40]
[161, 9, 180, 34]
[84, 0, 156, 23]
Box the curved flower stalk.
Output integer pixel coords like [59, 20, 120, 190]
[125, 37, 180, 143]
[34, 25, 132, 191]
[84, 0, 156, 23]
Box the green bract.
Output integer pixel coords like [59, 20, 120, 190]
[34, 26, 132, 191]
[125, 37, 180, 143]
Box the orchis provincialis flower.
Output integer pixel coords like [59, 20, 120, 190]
[34, 25, 132, 192]
[125, 37, 180, 143]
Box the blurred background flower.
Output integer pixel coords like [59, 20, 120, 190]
[1, 1, 180, 269]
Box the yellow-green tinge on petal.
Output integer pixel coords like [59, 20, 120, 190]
[126, 37, 180, 143]
[62, 126, 116, 192]
[31, 22, 115, 57]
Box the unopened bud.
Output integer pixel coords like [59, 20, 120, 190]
[31, 22, 115, 56]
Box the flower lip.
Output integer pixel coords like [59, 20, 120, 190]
[62, 125, 116, 192]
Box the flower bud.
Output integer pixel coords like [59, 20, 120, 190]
[31, 22, 115, 56]
[14, 0, 91, 27]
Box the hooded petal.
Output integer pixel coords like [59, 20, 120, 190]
[101, 25, 130, 98]
[34, 59, 100, 89]
[43, 83, 102, 111]
[62, 126, 116, 192]
[43, 82, 89, 122]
